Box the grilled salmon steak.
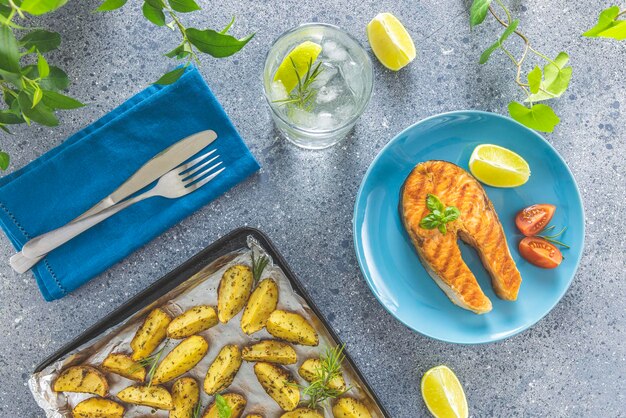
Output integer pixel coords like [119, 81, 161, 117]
[400, 160, 522, 314]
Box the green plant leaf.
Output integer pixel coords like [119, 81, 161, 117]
[479, 19, 519, 64]
[142, 2, 166, 26]
[32, 86, 43, 108]
[20, 0, 68, 15]
[0, 110, 22, 124]
[154, 66, 186, 85]
[443, 206, 460, 222]
[215, 394, 232, 418]
[470, 0, 493, 27]
[527, 65, 541, 94]
[0, 151, 9, 170]
[96, 0, 128, 11]
[186, 28, 254, 58]
[39, 66, 69, 90]
[37, 53, 50, 78]
[0, 25, 21, 73]
[168, 0, 200, 13]
[42, 90, 84, 109]
[20, 30, 61, 53]
[508, 101, 560, 133]
[583, 6, 626, 39]
[165, 43, 191, 59]
[526, 52, 572, 102]
[17, 91, 59, 126]
[426, 194, 444, 212]
[220, 16, 235, 34]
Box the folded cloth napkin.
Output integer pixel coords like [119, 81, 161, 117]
[0, 66, 259, 301]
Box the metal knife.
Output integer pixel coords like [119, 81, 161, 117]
[9, 129, 218, 274]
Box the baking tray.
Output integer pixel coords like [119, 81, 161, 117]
[34, 227, 391, 417]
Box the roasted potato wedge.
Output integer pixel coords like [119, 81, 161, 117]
[217, 265, 254, 323]
[52, 366, 108, 396]
[152, 335, 209, 384]
[253, 362, 300, 411]
[203, 344, 242, 394]
[332, 397, 372, 418]
[242, 340, 297, 365]
[266, 310, 319, 346]
[117, 384, 173, 410]
[168, 305, 218, 339]
[171, 377, 200, 418]
[130, 308, 171, 361]
[72, 397, 124, 418]
[299, 358, 346, 391]
[202, 393, 247, 418]
[240, 278, 278, 334]
[101, 353, 146, 382]
[281, 408, 324, 418]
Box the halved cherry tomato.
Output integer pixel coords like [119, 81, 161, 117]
[515, 204, 556, 236]
[519, 237, 562, 269]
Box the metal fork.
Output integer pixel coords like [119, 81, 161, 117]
[19, 150, 225, 261]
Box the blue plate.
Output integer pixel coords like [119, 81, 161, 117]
[353, 111, 585, 344]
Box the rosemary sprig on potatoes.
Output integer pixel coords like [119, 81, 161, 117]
[129, 342, 168, 387]
[251, 252, 270, 282]
[300, 344, 351, 407]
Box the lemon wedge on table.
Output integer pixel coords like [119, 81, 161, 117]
[421, 365, 469, 418]
[366, 12, 416, 71]
[273, 41, 322, 93]
[469, 144, 531, 187]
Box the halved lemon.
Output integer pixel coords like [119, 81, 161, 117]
[421, 365, 469, 418]
[273, 41, 322, 93]
[366, 12, 416, 71]
[469, 144, 531, 187]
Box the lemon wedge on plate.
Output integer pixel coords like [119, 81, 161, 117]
[366, 12, 416, 71]
[421, 365, 469, 418]
[469, 144, 531, 187]
[273, 41, 322, 93]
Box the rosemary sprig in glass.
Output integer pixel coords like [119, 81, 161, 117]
[251, 251, 269, 283]
[537, 225, 570, 249]
[297, 344, 351, 408]
[272, 57, 324, 111]
[128, 342, 168, 387]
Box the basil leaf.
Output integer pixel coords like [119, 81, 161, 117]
[168, 0, 200, 13]
[438, 224, 447, 234]
[215, 394, 232, 418]
[142, 2, 166, 26]
[20, 30, 61, 52]
[96, 0, 128, 11]
[187, 28, 254, 58]
[443, 206, 460, 222]
[508, 102, 560, 133]
[479, 19, 519, 64]
[426, 194, 444, 212]
[42, 90, 84, 109]
[20, 0, 68, 15]
[0, 151, 9, 170]
[419, 214, 440, 230]
[0, 25, 20, 73]
[154, 66, 186, 85]
[470, 0, 493, 27]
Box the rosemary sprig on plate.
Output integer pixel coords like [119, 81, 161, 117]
[272, 57, 324, 110]
[537, 225, 570, 248]
[128, 342, 168, 387]
[191, 401, 204, 418]
[299, 344, 351, 408]
[251, 251, 270, 283]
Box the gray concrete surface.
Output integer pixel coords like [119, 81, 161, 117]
[0, 0, 625, 417]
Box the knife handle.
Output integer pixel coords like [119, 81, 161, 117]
[9, 252, 42, 274]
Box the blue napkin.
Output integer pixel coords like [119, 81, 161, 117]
[0, 66, 259, 301]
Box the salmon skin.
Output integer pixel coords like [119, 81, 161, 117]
[400, 160, 522, 314]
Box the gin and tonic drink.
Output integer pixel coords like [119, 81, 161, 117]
[263, 24, 373, 149]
